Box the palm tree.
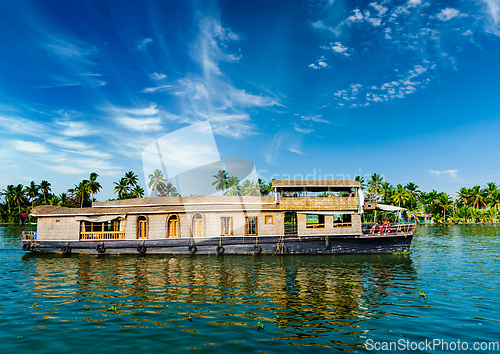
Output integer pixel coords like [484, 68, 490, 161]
[160, 182, 178, 197]
[88, 172, 102, 203]
[405, 182, 421, 203]
[114, 178, 130, 198]
[468, 185, 486, 209]
[58, 193, 68, 207]
[148, 169, 167, 197]
[391, 184, 410, 208]
[354, 176, 366, 190]
[11, 184, 26, 215]
[456, 187, 469, 206]
[24, 181, 40, 210]
[224, 176, 242, 196]
[212, 170, 228, 192]
[131, 185, 145, 198]
[39, 180, 52, 203]
[75, 180, 90, 207]
[367, 173, 383, 201]
[1, 185, 15, 212]
[241, 180, 260, 196]
[124, 171, 139, 188]
[436, 193, 454, 223]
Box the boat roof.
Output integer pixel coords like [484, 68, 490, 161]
[32, 196, 278, 217]
[272, 180, 360, 191]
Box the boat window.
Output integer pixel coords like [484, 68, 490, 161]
[192, 213, 204, 237]
[137, 215, 148, 239]
[333, 214, 352, 228]
[265, 215, 273, 224]
[246, 216, 257, 235]
[167, 214, 179, 238]
[221, 217, 233, 236]
[306, 214, 325, 228]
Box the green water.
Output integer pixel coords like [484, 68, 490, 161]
[1, 225, 499, 353]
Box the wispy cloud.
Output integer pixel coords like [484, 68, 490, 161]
[429, 169, 464, 181]
[301, 115, 330, 123]
[137, 37, 153, 51]
[12, 140, 49, 153]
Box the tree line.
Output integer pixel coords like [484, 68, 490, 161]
[2, 170, 498, 224]
[0, 171, 145, 223]
[357, 174, 500, 224]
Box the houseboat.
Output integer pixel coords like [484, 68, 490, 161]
[22, 180, 415, 255]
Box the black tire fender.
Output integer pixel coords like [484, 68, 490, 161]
[22, 243, 30, 251]
[96, 244, 106, 253]
[137, 245, 147, 254]
[61, 245, 71, 254]
[188, 245, 197, 254]
[216, 245, 224, 255]
[252, 245, 262, 255]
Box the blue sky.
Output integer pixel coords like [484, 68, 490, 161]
[1, 0, 499, 200]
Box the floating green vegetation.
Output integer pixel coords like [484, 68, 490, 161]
[418, 290, 428, 298]
[257, 321, 265, 330]
[107, 306, 118, 312]
[393, 251, 410, 255]
[188, 314, 192, 322]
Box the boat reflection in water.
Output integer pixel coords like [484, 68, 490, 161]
[23, 253, 416, 351]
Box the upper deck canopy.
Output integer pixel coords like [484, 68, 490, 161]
[272, 180, 360, 192]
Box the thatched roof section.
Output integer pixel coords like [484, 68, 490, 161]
[32, 197, 278, 217]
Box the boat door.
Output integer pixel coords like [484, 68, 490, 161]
[284, 211, 297, 235]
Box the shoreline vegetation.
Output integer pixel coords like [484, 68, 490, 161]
[1, 170, 499, 225]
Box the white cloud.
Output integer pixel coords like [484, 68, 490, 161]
[12, 140, 49, 153]
[150, 72, 167, 80]
[115, 116, 163, 132]
[301, 115, 330, 123]
[294, 124, 314, 134]
[137, 37, 153, 51]
[321, 42, 351, 56]
[142, 85, 171, 93]
[437, 8, 461, 21]
[309, 56, 329, 69]
[481, 0, 500, 34]
[429, 169, 463, 181]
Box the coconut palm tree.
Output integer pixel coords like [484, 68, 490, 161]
[24, 181, 39, 209]
[367, 173, 383, 200]
[160, 182, 178, 197]
[58, 193, 68, 207]
[467, 185, 487, 209]
[354, 175, 366, 190]
[75, 180, 90, 207]
[405, 182, 421, 203]
[11, 184, 26, 215]
[131, 185, 145, 198]
[391, 184, 410, 208]
[124, 171, 139, 188]
[436, 193, 454, 223]
[1, 185, 15, 212]
[114, 178, 130, 198]
[88, 172, 102, 203]
[212, 170, 228, 192]
[148, 169, 167, 197]
[456, 187, 469, 206]
[39, 180, 51, 203]
[224, 176, 242, 196]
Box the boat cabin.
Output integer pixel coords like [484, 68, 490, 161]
[31, 180, 364, 242]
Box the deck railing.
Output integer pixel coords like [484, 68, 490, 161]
[80, 231, 126, 240]
[362, 222, 416, 235]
